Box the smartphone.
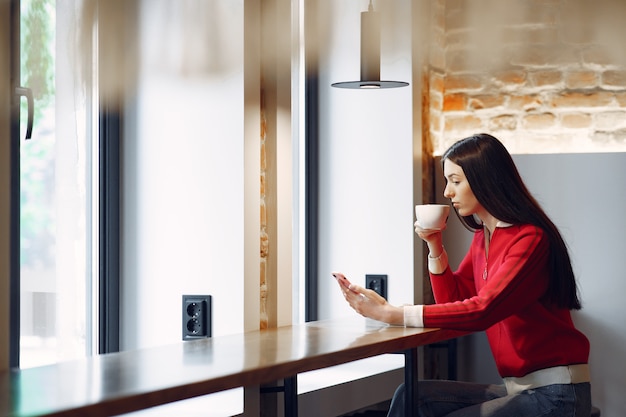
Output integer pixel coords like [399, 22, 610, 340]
[332, 272, 352, 289]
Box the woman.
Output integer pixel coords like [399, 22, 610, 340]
[333, 133, 591, 416]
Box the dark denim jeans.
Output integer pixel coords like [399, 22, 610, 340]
[387, 380, 591, 417]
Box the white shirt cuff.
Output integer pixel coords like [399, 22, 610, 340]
[403, 305, 424, 327]
[428, 248, 449, 274]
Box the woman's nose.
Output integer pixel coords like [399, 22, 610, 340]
[443, 185, 452, 198]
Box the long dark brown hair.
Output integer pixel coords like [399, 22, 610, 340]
[442, 133, 582, 310]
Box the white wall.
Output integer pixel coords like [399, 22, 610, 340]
[317, 0, 416, 321]
[302, 0, 418, 413]
[120, 0, 416, 361]
[121, 0, 246, 349]
[120, 3, 248, 415]
[436, 153, 626, 417]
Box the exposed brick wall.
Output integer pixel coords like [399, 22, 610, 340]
[428, 0, 626, 154]
[260, 101, 269, 330]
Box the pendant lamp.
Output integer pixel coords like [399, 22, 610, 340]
[331, 0, 409, 89]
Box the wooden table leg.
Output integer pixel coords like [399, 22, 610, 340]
[284, 376, 298, 417]
[404, 348, 418, 417]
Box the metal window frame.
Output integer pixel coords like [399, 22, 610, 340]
[98, 106, 121, 354]
[304, 1, 319, 322]
[9, 0, 20, 369]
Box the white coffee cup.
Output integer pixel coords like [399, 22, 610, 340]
[415, 204, 450, 230]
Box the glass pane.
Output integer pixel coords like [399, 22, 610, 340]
[19, 0, 96, 368]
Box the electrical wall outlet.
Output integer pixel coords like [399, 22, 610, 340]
[365, 274, 387, 299]
[182, 295, 212, 340]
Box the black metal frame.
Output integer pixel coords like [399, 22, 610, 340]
[9, 0, 21, 369]
[266, 351, 418, 417]
[404, 348, 419, 417]
[304, 1, 319, 322]
[98, 107, 121, 354]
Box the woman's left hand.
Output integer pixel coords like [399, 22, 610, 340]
[333, 273, 402, 325]
[342, 283, 388, 320]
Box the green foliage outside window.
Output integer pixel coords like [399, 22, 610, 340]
[20, 0, 56, 268]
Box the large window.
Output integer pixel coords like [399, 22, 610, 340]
[15, 0, 99, 368]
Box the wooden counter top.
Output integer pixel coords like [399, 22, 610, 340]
[0, 317, 465, 417]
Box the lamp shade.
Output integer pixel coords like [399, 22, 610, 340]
[332, 4, 408, 89]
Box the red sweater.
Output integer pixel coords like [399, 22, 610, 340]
[423, 223, 590, 378]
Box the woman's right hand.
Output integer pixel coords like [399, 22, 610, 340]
[414, 221, 445, 256]
[414, 221, 444, 240]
